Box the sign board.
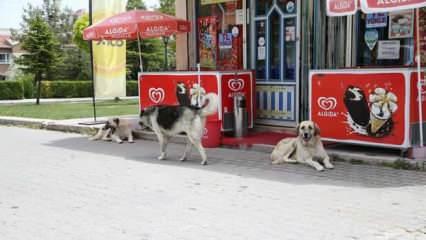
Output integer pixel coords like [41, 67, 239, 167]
[377, 40, 400, 59]
[310, 71, 409, 148]
[326, 0, 357, 16]
[139, 71, 255, 129]
[366, 13, 387, 28]
[389, 10, 414, 39]
[361, 0, 426, 13]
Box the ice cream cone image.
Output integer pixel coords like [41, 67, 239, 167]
[367, 88, 398, 137]
[369, 116, 388, 134]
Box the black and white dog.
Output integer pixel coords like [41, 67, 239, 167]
[139, 92, 218, 165]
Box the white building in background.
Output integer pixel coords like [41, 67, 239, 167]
[0, 28, 23, 80]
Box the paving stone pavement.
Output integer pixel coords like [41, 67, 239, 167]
[0, 126, 425, 240]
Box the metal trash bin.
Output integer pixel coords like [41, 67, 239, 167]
[233, 95, 248, 137]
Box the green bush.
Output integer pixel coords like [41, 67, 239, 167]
[39, 80, 138, 98]
[41, 81, 92, 98]
[13, 73, 34, 98]
[126, 81, 138, 96]
[0, 81, 24, 100]
[21, 76, 34, 99]
[0, 79, 138, 99]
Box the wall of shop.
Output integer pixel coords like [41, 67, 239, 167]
[175, 0, 423, 126]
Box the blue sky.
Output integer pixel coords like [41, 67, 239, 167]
[0, 0, 159, 29]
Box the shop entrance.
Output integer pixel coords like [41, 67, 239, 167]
[251, 0, 299, 127]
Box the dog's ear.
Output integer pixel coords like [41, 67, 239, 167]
[314, 123, 321, 136]
[296, 123, 300, 134]
[113, 118, 120, 125]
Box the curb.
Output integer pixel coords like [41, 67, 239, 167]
[0, 116, 424, 170]
[0, 117, 98, 135]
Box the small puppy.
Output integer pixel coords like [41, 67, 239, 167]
[90, 118, 134, 144]
[271, 120, 333, 171]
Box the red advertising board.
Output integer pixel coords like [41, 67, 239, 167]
[139, 73, 220, 121]
[410, 71, 426, 123]
[220, 72, 254, 128]
[327, 0, 358, 16]
[360, 0, 426, 13]
[138, 71, 254, 129]
[310, 71, 409, 148]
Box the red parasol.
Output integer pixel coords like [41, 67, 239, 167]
[83, 10, 191, 71]
[83, 10, 191, 40]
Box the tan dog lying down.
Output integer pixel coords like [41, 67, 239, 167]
[271, 120, 333, 171]
[90, 118, 134, 144]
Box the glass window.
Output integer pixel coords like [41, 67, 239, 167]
[284, 17, 296, 81]
[355, 11, 415, 67]
[269, 11, 281, 80]
[198, 0, 243, 70]
[0, 53, 10, 64]
[255, 20, 266, 80]
[256, 0, 273, 16]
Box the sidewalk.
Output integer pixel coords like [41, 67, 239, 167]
[0, 96, 139, 105]
[0, 115, 424, 169]
[1, 126, 425, 240]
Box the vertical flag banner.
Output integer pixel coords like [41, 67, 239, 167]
[92, 0, 126, 98]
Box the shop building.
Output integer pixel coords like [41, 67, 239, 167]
[171, 0, 425, 150]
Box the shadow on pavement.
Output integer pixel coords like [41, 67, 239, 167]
[45, 136, 426, 189]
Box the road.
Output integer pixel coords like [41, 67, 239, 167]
[0, 126, 425, 240]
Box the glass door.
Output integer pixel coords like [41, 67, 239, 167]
[251, 0, 299, 127]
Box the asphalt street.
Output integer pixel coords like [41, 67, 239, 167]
[0, 126, 425, 240]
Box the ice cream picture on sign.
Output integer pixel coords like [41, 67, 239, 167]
[344, 86, 398, 137]
[369, 88, 397, 136]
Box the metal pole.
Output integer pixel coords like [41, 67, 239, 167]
[137, 31, 143, 72]
[416, 8, 423, 147]
[163, 36, 169, 70]
[89, 0, 97, 122]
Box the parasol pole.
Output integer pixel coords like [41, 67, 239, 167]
[137, 31, 143, 73]
[197, 63, 201, 107]
[416, 8, 424, 147]
[163, 36, 169, 70]
[79, 0, 103, 125]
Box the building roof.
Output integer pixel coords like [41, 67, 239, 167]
[0, 34, 13, 49]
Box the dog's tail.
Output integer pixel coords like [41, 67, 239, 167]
[199, 93, 219, 117]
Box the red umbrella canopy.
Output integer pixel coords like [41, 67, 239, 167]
[83, 10, 191, 40]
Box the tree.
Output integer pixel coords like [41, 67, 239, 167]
[126, 0, 165, 78]
[42, 0, 61, 31]
[16, 14, 61, 104]
[72, 13, 90, 53]
[157, 0, 176, 70]
[158, 0, 175, 15]
[126, 0, 147, 10]
[57, 7, 77, 45]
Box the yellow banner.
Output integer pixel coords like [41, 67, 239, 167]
[92, 0, 126, 98]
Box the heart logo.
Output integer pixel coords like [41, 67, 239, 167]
[148, 88, 165, 104]
[228, 78, 244, 92]
[317, 97, 337, 111]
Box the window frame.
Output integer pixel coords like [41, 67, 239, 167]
[0, 53, 10, 64]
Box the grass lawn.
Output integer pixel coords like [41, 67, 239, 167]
[0, 99, 139, 120]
